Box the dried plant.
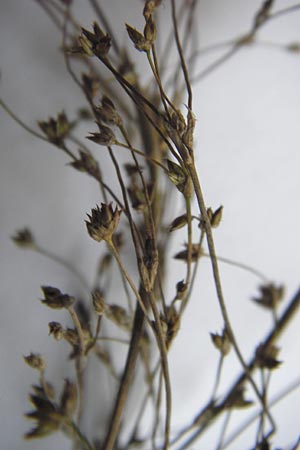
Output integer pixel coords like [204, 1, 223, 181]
[1, 1, 300, 449]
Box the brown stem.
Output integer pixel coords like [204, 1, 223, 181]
[101, 294, 146, 450]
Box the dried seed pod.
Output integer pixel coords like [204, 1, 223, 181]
[59, 379, 77, 418]
[81, 23, 111, 58]
[95, 96, 122, 127]
[167, 159, 188, 194]
[165, 305, 180, 349]
[143, 15, 156, 44]
[210, 328, 231, 356]
[63, 328, 79, 346]
[183, 109, 196, 148]
[11, 228, 35, 249]
[81, 73, 100, 99]
[92, 290, 106, 316]
[211, 206, 223, 228]
[169, 110, 186, 136]
[78, 34, 94, 56]
[69, 149, 101, 179]
[126, 24, 150, 52]
[24, 384, 63, 439]
[105, 304, 132, 331]
[24, 353, 46, 372]
[86, 203, 122, 243]
[252, 283, 284, 310]
[38, 112, 71, 145]
[174, 243, 203, 262]
[286, 42, 300, 53]
[175, 280, 188, 300]
[143, 0, 161, 19]
[169, 214, 188, 232]
[48, 322, 64, 341]
[255, 343, 282, 370]
[40, 286, 75, 310]
[87, 124, 116, 146]
[224, 385, 253, 410]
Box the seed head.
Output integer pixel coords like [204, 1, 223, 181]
[86, 203, 121, 242]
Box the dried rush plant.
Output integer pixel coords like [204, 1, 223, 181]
[1, 1, 300, 449]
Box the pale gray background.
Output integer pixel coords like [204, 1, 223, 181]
[1, 1, 300, 449]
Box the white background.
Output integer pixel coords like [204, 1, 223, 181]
[1, 1, 300, 449]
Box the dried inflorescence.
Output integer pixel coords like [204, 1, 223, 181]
[86, 203, 122, 243]
[2, 1, 300, 449]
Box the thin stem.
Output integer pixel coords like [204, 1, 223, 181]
[211, 354, 224, 401]
[115, 141, 168, 172]
[170, 0, 193, 111]
[67, 419, 95, 450]
[35, 245, 90, 293]
[0, 98, 48, 142]
[222, 376, 300, 449]
[187, 161, 275, 432]
[176, 288, 300, 450]
[147, 48, 171, 116]
[184, 195, 193, 307]
[148, 291, 172, 450]
[107, 146, 144, 255]
[108, 241, 150, 324]
[215, 410, 231, 450]
[101, 293, 146, 450]
[67, 305, 86, 424]
[202, 252, 269, 282]
[192, 46, 240, 83]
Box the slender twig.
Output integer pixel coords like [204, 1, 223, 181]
[170, 0, 193, 111]
[67, 305, 86, 423]
[215, 410, 231, 450]
[202, 252, 269, 282]
[222, 376, 300, 449]
[35, 245, 90, 293]
[174, 288, 300, 450]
